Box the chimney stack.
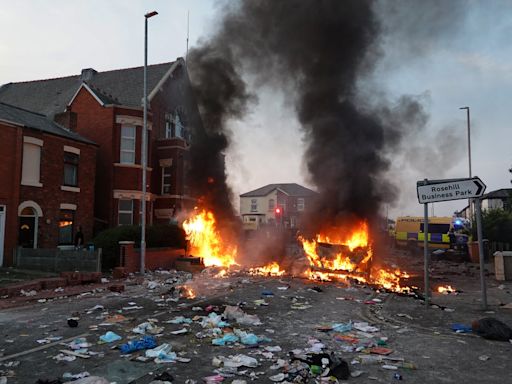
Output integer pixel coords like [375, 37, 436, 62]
[54, 110, 78, 132]
[80, 68, 97, 82]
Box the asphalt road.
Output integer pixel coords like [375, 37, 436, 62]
[1, 255, 512, 384]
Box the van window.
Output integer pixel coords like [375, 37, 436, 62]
[420, 223, 450, 234]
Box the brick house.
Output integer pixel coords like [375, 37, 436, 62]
[0, 58, 203, 239]
[0, 102, 97, 266]
[240, 183, 317, 230]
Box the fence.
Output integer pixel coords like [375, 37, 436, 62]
[15, 248, 102, 273]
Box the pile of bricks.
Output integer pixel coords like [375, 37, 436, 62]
[0, 272, 102, 297]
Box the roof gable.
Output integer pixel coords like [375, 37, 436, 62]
[0, 60, 182, 117]
[0, 102, 95, 145]
[240, 183, 317, 197]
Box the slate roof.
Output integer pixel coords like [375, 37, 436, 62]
[482, 188, 512, 199]
[0, 102, 95, 145]
[240, 183, 317, 197]
[0, 61, 178, 117]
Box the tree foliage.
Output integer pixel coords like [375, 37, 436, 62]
[482, 209, 512, 243]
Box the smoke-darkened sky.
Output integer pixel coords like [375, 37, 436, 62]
[1, 0, 511, 218]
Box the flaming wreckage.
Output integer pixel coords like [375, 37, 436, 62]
[180, 210, 412, 294]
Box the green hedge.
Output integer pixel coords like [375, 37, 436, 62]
[93, 224, 187, 270]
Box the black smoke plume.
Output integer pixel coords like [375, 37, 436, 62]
[189, 0, 466, 234]
[187, 42, 253, 230]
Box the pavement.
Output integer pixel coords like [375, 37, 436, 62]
[0, 249, 512, 384]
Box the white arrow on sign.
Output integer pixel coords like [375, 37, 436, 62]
[417, 177, 486, 204]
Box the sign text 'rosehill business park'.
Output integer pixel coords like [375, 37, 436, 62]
[416, 177, 486, 204]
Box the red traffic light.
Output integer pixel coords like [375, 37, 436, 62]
[275, 207, 281, 214]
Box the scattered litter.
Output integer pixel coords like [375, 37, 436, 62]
[203, 375, 224, 383]
[20, 289, 37, 297]
[99, 331, 122, 343]
[59, 350, 90, 359]
[223, 306, 262, 326]
[382, 364, 398, 370]
[451, 324, 472, 333]
[67, 318, 79, 328]
[479, 355, 490, 361]
[119, 335, 157, 354]
[122, 306, 143, 311]
[472, 318, 512, 341]
[170, 328, 188, 335]
[269, 373, 287, 382]
[146, 343, 177, 363]
[132, 321, 164, 335]
[397, 313, 414, 320]
[166, 316, 192, 324]
[62, 372, 90, 380]
[353, 322, 379, 333]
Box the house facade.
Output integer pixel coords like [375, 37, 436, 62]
[459, 188, 512, 219]
[0, 58, 203, 238]
[239, 183, 317, 230]
[0, 102, 97, 266]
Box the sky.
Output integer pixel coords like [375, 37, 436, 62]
[1, 0, 510, 220]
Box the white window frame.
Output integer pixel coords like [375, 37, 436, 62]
[120, 125, 136, 164]
[297, 198, 305, 211]
[268, 199, 275, 211]
[165, 113, 172, 138]
[250, 199, 258, 212]
[161, 166, 172, 195]
[118, 199, 133, 225]
[21, 137, 43, 187]
[174, 113, 184, 138]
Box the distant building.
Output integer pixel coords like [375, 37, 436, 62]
[0, 102, 97, 266]
[239, 183, 317, 230]
[459, 188, 512, 218]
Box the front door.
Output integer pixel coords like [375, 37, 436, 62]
[0, 205, 5, 265]
[19, 216, 35, 248]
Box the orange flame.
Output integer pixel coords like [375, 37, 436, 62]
[182, 210, 238, 268]
[181, 286, 196, 299]
[437, 285, 455, 294]
[299, 222, 411, 293]
[249, 262, 286, 276]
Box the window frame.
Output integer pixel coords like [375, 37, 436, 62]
[63, 151, 79, 187]
[161, 166, 172, 195]
[21, 141, 42, 186]
[120, 125, 136, 164]
[58, 210, 75, 245]
[297, 198, 305, 211]
[118, 199, 134, 226]
[250, 199, 258, 212]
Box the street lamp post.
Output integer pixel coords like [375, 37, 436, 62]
[459, 106, 472, 178]
[141, 10, 158, 274]
[459, 106, 472, 218]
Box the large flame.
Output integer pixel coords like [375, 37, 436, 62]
[300, 221, 411, 293]
[182, 210, 238, 268]
[248, 262, 285, 277]
[301, 222, 370, 272]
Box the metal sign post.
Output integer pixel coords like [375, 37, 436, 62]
[423, 198, 430, 305]
[474, 198, 488, 309]
[417, 176, 487, 310]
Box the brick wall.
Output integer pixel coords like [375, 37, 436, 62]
[0, 123, 22, 265]
[69, 88, 115, 230]
[20, 128, 97, 249]
[119, 242, 185, 273]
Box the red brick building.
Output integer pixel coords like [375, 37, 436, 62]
[0, 102, 97, 266]
[0, 58, 203, 263]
